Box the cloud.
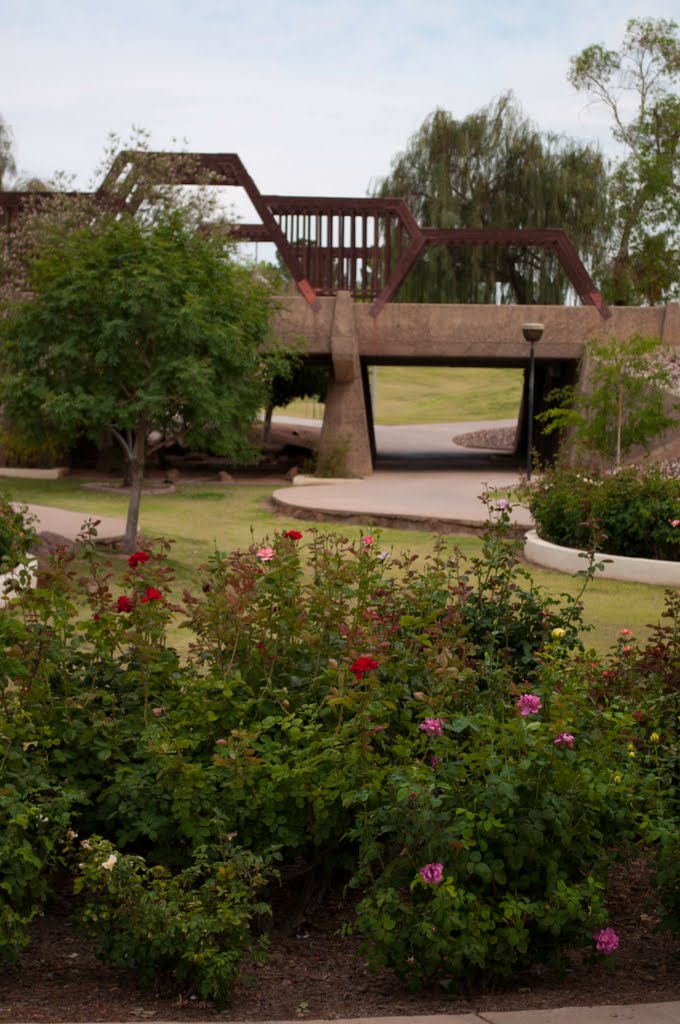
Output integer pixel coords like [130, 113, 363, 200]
[2, 0, 678, 209]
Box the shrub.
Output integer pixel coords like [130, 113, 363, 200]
[0, 492, 35, 566]
[345, 646, 637, 988]
[74, 838, 272, 1006]
[525, 463, 680, 559]
[1, 509, 678, 998]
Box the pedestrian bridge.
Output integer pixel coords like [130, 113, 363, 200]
[273, 294, 680, 475]
[3, 150, 679, 476]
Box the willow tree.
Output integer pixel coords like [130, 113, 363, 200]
[373, 93, 612, 304]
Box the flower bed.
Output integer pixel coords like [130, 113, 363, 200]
[1, 502, 679, 1005]
[523, 463, 680, 561]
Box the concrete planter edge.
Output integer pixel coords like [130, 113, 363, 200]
[524, 530, 680, 587]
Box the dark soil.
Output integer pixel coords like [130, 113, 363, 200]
[2, 859, 679, 1022]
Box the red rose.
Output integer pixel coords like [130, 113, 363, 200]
[141, 587, 162, 603]
[128, 551, 151, 569]
[283, 530, 303, 540]
[349, 656, 379, 679]
[116, 596, 133, 613]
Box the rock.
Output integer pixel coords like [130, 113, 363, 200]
[285, 466, 300, 481]
[218, 471, 233, 482]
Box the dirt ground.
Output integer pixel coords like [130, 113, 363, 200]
[1, 858, 679, 1022]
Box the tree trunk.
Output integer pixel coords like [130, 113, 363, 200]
[263, 403, 274, 443]
[616, 385, 623, 468]
[124, 425, 146, 554]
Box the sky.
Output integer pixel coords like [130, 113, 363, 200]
[2, 1, 678, 225]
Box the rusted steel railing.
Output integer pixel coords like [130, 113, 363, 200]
[0, 150, 611, 319]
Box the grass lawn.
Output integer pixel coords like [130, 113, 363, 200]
[277, 365, 525, 424]
[4, 475, 671, 657]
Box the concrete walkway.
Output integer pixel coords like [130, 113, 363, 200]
[273, 466, 533, 534]
[73, 1007, 680, 1023]
[272, 417, 533, 534]
[23, 502, 127, 544]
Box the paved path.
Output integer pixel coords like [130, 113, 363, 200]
[23, 502, 127, 544]
[80, 1007, 680, 1023]
[272, 467, 532, 534]
[272, 417, 533, 534]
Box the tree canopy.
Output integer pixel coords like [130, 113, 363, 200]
[0, 115, 16, 190]
[569, 17, 680, 304]
[539, 334, 679, 467]
[0, 205, 282, 551]
[373, 93, 611, 304]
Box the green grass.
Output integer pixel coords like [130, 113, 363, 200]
[277, 366, 524, 425]
[4, 476, 671, 656]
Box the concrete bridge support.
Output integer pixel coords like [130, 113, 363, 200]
[317, 292, 372, 477]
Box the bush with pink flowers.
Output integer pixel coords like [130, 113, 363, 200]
[0, 508, 678, 999]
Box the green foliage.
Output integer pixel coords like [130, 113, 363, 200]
[539, 334, 679, 467]
[0, 147, 289, 551]
[526, 463, 680, 559]
[0, 492, 35, 564]
[374, 93, 611, 304]
[0, 508, 679, 999]
[74, 838, 271, 1006]
[569, 18, 680, 304]
[0, 211, 276, 460]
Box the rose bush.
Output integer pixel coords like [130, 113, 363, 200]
[0, 492, 35, 567]
[524, 462, 680, 559]
[0, 506, 678, 999]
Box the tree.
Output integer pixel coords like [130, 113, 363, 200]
[262, 361, 329, 441]
[569, 17, 680, 304]
[0, 115, 16, 189]
[0, 209, 283, 552]
[539, 334, 679, 467]
[373, 93, 612, 304]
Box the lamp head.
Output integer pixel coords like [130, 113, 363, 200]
[522, 322, 544, 344]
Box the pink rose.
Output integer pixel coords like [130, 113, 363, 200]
[419, 718, 444, 737]
[419, 862, 443, 885]
[553, 732, 575, 748]
[517, 693, 542, 716]
[593, 927, 619, 954]
[256, 547, 275, 561]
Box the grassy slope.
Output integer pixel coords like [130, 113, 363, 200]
[277, 366, 525, 424]
[4, 476, 669, 656]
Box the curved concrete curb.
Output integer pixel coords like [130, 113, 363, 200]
[0, 466, 69, 479]
[524, 530, 680, 586]
[271, 493, 530, 539]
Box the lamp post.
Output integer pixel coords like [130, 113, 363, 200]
[522, 322, 544, 481]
